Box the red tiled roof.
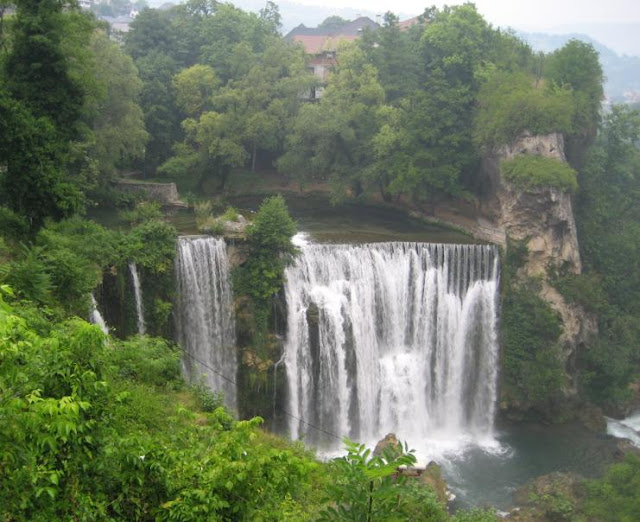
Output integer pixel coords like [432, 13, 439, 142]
[398, 15, 427, 31]
[292, 34, 358, 54]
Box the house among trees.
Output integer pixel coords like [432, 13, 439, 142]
[286, 14, 426, 100]
[285, 16, 380, 100]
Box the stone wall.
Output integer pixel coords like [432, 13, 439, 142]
[115, 180, 186, 206]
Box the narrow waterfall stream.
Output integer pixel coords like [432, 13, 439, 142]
[89, 294, 109, 334]
[175, 236, 237, 410]
[283, 242, 500, 454]
[128, 261, 146, 335]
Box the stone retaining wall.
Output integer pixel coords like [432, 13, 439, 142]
[115, 180, 186, 206]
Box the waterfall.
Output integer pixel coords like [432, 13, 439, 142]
[175, 236, 237, 410]
[283, 242, 500, 450]
[128, 261, 146, 335]
[89, 294, 109, 334]
[607, 412, 640, 447]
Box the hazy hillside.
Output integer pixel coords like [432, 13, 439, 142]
[519, 31, 640, 103]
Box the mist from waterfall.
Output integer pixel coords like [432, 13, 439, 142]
[128, 262, 146, 335]
[283, 242, 500, 453]
[175, 236, 237, 410]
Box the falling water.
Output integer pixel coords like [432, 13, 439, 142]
[175, 236, 237, 410]
[283, 242, 500, 451]
[89, 294, 109, 334]
[607, 412, 640, 447]
[128, 262, 146, 335]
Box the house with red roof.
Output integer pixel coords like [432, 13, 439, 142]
[285, 17, 380, 99]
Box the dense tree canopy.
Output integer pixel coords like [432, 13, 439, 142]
[0, 1, 148, 228]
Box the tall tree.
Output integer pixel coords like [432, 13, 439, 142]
[0, 0, 90, 229]
[4, 0, 84, 140]
[358, 12, 423, 103]
[544, 39, 604, 168]
[88, 32, 149, 179]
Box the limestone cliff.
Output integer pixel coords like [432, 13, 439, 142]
[481, 132, 596, 396]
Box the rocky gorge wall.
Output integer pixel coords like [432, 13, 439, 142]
[480, 132, 596, 400]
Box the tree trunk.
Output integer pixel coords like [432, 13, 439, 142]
[378, 178, 391, 203]
[251, 143, 257, 172]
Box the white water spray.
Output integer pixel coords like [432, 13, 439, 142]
[283, 242, 500, 452]
[607, 412, 640, 447]
[175, 236, 237, 410]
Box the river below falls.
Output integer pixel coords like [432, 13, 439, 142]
[442, 420, 619, 510]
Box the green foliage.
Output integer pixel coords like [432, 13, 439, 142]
[33, 218, 121, 315]
[317, 15, 348, 31]
[544, 39, 604, 166]
[3, 245, 54, 305]
[474, 72, 574, 149]
[109, 336, 182, 388]
[124, 219, 177, 275]
[4, 0, 85, 140]
[0, 206, 29, 241]
[549, 271, 608, 315]
[220, 206, 239, 222]
[0, 291, 326, 520]
[501, 243, 565, 407]
[452, 508, 499, 522]
[0, 88, 84, 230]
[319, 439, 447, 521]
[190, 377, 225, 412]
[572, 105, 640, 407]
[582, 454, 640, 521]
[119, 201, 164, 225]
[235, 195, 296, 303]
[87, 31, 149, 179]
[501, 154, 578, 192]
[528, 492, 575, 521]
[173, 64, 220, 117]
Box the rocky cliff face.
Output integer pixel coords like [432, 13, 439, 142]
[482, 132, 596, 396]
[495, 132, 581, 276]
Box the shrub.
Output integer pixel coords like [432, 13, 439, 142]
[549, 270, 607, 314]
[582, 454, 640, 521]
[190, 378, 225, 412]
[124, 219, 177, 274]
[109, 336, 183, 388]
[220, 206, 239, 222]
[234, 195, 296, 300]
[501, 154, 578, 192]
[119, 201, 164, 225]
[0, 206, 29, 240]
[319, 439, 447, 521]
[4, 245, 53, 304]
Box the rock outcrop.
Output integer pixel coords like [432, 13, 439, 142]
[373, 433, 401, 457]
[481, 132, 596, 397]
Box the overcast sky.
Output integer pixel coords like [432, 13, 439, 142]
[292, 0, 640, 29]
